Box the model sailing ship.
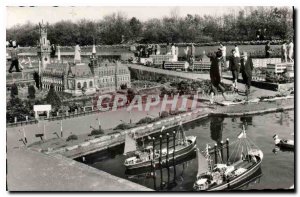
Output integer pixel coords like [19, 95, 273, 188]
[123, 123, 197, 171]
[193, 126, 263, 191]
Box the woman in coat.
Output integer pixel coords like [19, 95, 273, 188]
[209, 50, 227, 103]
[240, 51, 254, 96]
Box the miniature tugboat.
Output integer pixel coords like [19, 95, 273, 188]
[123, 123, 197, 171]
[273, 134, 294, 149]
[193, 126, 263, 191]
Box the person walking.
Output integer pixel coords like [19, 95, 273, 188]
[287, 39, 294, 62]
[74, 41, 81, 64]
[8, 43, 21, 73]
[209, 50, 227, 104]
[281, 41, 287, 63]
[240, 52, 254, 96]
[229, 49, 241, 92]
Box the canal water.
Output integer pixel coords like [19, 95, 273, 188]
[81, 111, 294, 191]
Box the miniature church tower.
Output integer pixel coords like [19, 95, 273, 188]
[37, 21, 51, 69]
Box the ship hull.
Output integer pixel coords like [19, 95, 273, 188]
[195, 155, 262, 191]
[125, 137, 197, 170]
[125, 148, 196, 175]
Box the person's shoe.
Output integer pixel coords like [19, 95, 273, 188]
[8, 70, 12, 73]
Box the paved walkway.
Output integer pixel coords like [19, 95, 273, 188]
[7, 148, 151, 191]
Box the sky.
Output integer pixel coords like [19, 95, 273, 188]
[6, 6, 248, 28]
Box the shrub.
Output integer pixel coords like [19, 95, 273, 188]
[28, 85, 36, 99]
[113, 123, 133, 130]
[66, 134, 78, 141]
[160, 111, 169, 118]
[91, 129, 104, 136]
[136, 117, 154, 125]
[10, 83, 18, 98]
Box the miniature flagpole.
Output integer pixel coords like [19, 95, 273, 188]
[60, 119, 63, 137]
[43, 123, 46, 140]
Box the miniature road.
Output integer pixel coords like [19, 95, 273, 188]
[7, 148, 152, 191]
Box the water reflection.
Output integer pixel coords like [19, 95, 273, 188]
[125, 151, 196, 191]
[83, 111, 294, 191]
[210, 117, 224, 145]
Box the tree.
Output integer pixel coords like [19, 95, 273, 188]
[10, 83, 18, 98]
[28, 85, 36, 99]
[45, 84, 61, 109]
[129, 17, 143, 40]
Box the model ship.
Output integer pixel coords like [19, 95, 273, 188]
[123, 123, 197, 171]
[273, 134, 294, 149]
[193, 126, 263, 191]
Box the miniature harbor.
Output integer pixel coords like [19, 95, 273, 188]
[28, 95, 294, 159]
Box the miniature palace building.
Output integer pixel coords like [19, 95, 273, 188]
[38, 21, 131, 96]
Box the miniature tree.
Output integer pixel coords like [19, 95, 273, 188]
[28, 85, 36, 99]
[45, 84, 61, 109]
[33, 71, 40, 89]
[10, 83, 18, 98]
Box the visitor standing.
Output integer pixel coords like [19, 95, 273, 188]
[234, 44, 240, 57]
[74, 41, 81, 64]
[50, 44, 56, 59]
[240, 52, 254, 96]
[229, 49, 241, 91]
[219, 43, 226, 66]
[265, 41, 272, 58]
[281, 41, 287, 63]
[209, 50, 226, 104]
[171, 43, 176, 55]
[156, 44, 160, 55]
[287, 39, 294, 62]
[191, 43, 195, 58]
[8, 43, 21, 73]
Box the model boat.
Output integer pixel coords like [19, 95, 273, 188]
[123, 123, 197, 171]
[193, 126, 263, 191]
[273, 134, 294, 149]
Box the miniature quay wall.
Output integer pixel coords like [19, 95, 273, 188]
[40, 98, 294, 160]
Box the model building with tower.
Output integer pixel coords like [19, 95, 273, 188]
[37, 21, 131, 96]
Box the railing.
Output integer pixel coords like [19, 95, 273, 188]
[7, 119, 38, 127]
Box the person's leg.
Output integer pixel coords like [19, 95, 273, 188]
[15, 60, 21, 72]
[217, 83, 227, 101]
[231, 70, 236, 89]
[8, 61, 15, 72]
[210, 84, 218, 104]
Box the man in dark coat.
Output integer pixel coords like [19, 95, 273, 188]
[240, 51, 254, 96]
[229, 49, 241, 91]
[210, 50, 226, 103]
